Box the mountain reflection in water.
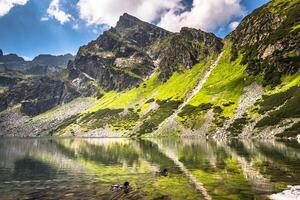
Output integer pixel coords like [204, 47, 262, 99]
[0, 138, 300, 200]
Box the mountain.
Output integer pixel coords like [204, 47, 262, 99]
[31, 54, 75, 68]
[0, 0, 299, 138]
[229, 0, 300, 86]
[0, 49, 26, 70]
[0, 49, 24, 63]
[68, 13, 171, 93]
[67, 13, 222, 97]
[0, 50, 74, 72]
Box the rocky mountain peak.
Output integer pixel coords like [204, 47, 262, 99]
[0, 49, 3, 57]
[116, 13, 143, 29]
[69, 14, 173, 93]
[114, 12, 171, 45]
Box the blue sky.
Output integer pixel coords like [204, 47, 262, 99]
[0, 0, 270, 60]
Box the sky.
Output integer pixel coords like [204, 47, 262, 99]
[0, 0, 270, 60]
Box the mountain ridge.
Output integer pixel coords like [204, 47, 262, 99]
[0, 50, 75, 71]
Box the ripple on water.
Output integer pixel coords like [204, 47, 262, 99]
[0, 138, 300, 200]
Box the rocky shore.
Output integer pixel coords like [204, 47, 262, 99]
[270, 185, 300, 200]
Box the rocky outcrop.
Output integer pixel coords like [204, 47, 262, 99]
[229, 0, 300, 85]
[25, 65, 61, 75]
[69, 13, 171, 92]
[158, 27, 223, 81]
[0, 77, 79, 116]
[0, 70, 26, 88]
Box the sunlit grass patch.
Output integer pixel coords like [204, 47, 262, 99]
[188, 43, 252, 117]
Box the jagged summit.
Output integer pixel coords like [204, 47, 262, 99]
[116, 13, 143, 28]
[69, 13, 221, 93]
[116, 13, 169, 33]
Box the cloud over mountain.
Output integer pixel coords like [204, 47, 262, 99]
[76, 0, 245, 32]
[77, 0, 181, 26]
[43, 0, 72, 24]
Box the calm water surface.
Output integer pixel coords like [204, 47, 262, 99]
[0, 138, 300, 200]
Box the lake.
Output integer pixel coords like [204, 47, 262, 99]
[0, 138, 300, 199]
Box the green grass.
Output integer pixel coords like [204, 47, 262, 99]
[258, 86, 298, 114]
[177, 103, 212, 130]
[83, 56, 213, 113]
[267, 0, 298, 15]
[137, 100, 182, 135]
[266, 72, 300, 95]
[226, 116, 249, 136]
[267, 0, 300, 40]
[291, 24, 300, 31]
[251, 73, 300, 128]
[74, 57, 215, 134]
[276, 121, 300, 138]
[187, 44, 253, 117]
[256, 87, 300, 127]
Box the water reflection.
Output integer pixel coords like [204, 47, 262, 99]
[0, 138, 299, 200]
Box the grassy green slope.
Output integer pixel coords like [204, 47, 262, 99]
[52, 41, 299, 137]
[55, 55, 216, 136]
[177, 43, 254, 132]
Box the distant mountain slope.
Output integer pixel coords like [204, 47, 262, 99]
[0, 50, 74, 71]
[0, 49, 26, 70]
[32, 54, 75, 68]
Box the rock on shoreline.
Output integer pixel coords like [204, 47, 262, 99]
[270, 185, 300, 200]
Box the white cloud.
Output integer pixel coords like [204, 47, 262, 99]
[40, 16, 49, 21]
[158, 0, 245, 32]
[0, 0, 29, 17]
[77, 0, 181, 27]
[229, 21, 240, 30]
[76, 0, 245, 33]
[46, 0, 72, 24]
[72, 23, 79, 30]
[92, 29, 98, 34]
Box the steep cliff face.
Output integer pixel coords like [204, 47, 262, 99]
[229, 0, 300, 85]
[68, 13, 171, 92]
[0, 76, 79, 116]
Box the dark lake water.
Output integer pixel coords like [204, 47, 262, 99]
[0, 138, 300, 200]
